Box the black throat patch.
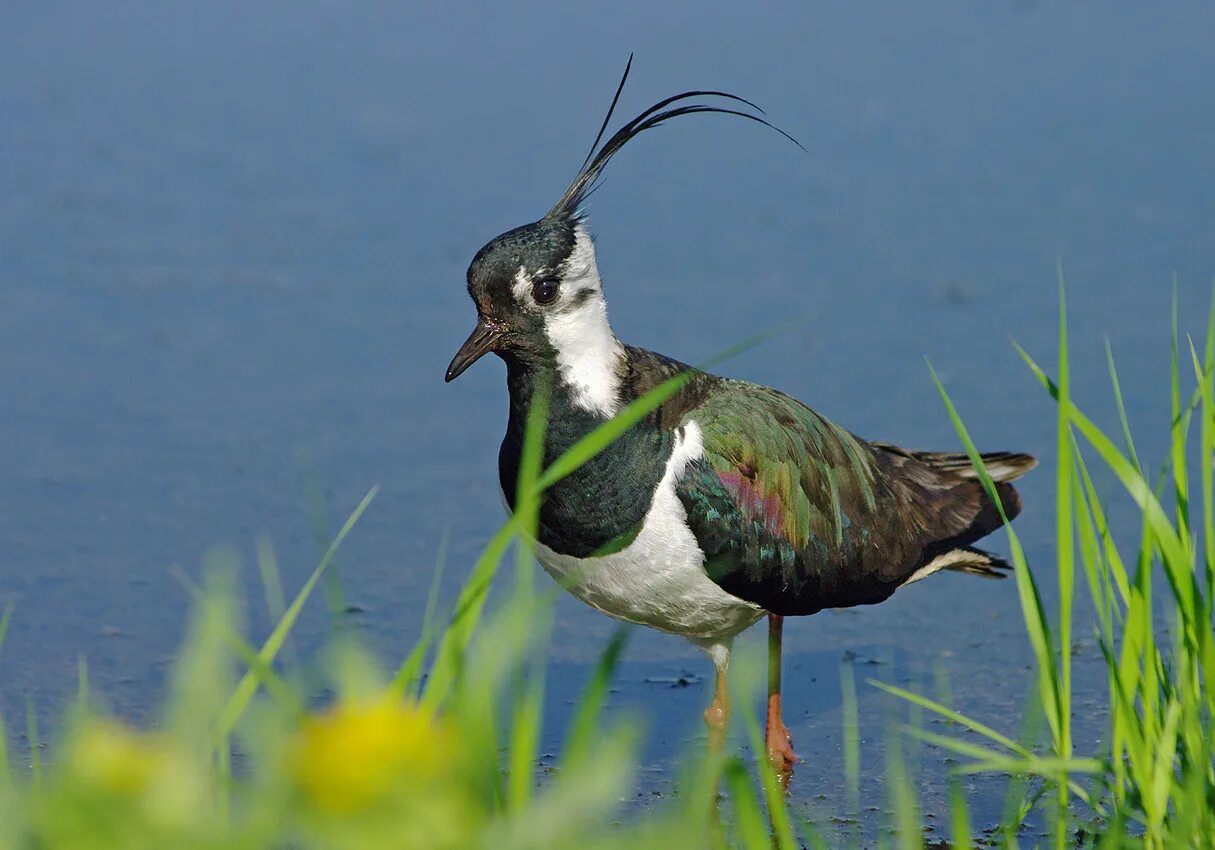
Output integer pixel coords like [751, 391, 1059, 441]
[498, 359, 673, 558]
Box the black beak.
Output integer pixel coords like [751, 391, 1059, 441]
[445, 317, 505, 382]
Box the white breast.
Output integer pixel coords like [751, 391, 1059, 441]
[530, 421, 765, 643]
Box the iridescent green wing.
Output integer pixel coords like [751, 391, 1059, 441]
[674, 381, 943, 615]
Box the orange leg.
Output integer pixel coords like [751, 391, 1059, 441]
[703, 647, 731, 756]
[766, 613, 796, 787]
[702, 644, 732, 808]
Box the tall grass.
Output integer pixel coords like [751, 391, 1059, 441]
[883, 283, 1215, 847]
[0, 290, 1211, 848]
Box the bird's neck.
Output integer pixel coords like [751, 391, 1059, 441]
[536, 225, 625, 417]
[501, 356, 624, 475]
[544, 300, 625, 418]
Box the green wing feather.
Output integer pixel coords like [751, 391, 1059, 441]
[674, 380, 981, 615]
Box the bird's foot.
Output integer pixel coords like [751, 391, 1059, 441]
[765, 726, 796, 789]
[765, 697, 797, 789]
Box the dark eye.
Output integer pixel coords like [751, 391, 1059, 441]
[532, 278, 559, 305]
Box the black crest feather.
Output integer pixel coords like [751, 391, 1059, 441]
[546, 55, 804, 222]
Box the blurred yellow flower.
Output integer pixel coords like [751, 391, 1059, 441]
[64, 718, 212, 833]
[69, 720, 166, 795]
[290, 695, 455, 814]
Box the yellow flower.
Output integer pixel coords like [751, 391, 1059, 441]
[290, 695, 454, 814]
[69, 720, 166, 795]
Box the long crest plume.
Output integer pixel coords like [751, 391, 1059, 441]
[545, 55, 803, 222]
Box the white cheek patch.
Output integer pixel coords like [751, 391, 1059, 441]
[511, 266, 532, 302]
[542, 227, 623, 417]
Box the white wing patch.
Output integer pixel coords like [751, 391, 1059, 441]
[901, 548, 996, 586]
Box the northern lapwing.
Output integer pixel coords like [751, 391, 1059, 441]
[445, 60, 1035, 783]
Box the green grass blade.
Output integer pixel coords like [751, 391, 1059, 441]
[887, 741, 922, 850]
[1105, 338, 1143, 473]
[217, 737, 231, 827]
[389, 527, 450, 697]
[1073, 445, 1132, 607]
[870, 681, 1028, 756]
[1148, 701, 1182, 834]
[214, 485, 377, 741]
[513, 375, 550, 593]
[422, 515, 521, 708]
[0, 711, 10, 795]
[254, 535, 302, 680]
[1052, 273, 1074, 849]
[722, 757, 771, 849]
[1203, 288, 1215, 613]
[1186, 332, 1215, 695]
[24, 694, 39, 794]
[928, 361, 1062, 748]
[0, 603, 12, 787]
[0, 606, 11, 663]
[301, 463, 347, 622]
[951, 756, 1104, 777]
[1191, 335, 1215, 591]
[740, 705, 798, 850]
[507, 666, 545, 812]
[949, 776, 973, 850]
[254, 535, 288, 626]
[562, 626, 629, 769]
[905, 726, 1014, 766]
[1015, 342, 1199, 635]
[172, 568, 305, 718]
[1072, 465, 1111, 639]
[842, 662, 861, 850]
[422, 526, 451, 644]
[1168, 281, 1193, 552]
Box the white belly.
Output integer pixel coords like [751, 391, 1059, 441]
[532, 421, 765, 643]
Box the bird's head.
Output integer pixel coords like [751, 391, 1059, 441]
[444, 215, 606, 383]
[444, 57, 800, 401]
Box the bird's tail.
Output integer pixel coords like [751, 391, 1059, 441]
[888, 448, 1037, 483]
[877, 444, 1035, 589]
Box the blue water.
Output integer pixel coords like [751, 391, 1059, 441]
[2, 0, 1213, 831]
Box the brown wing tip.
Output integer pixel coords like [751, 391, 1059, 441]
[873, 444, 1038, 483]
[980, 452, 1038, 482]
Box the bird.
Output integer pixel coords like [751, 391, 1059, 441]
[444, 59, 1035, 784]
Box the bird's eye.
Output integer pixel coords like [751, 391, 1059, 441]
[532, 278, 559, 305]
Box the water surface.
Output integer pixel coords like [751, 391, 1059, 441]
[2, 0, 1214, 833]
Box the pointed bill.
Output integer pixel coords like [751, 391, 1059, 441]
[445, 317, 505, 382]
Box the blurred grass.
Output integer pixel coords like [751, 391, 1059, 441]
[0, 291, 1212, 848]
